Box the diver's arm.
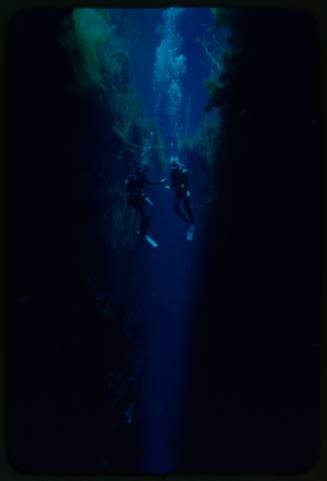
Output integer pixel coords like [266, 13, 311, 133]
[164, 173, 172, 190]
[170, 171, 175, 189]
[144, 176, 167, 186]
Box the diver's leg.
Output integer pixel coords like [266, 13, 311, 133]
[183, 196, 195, 224]
[139, 204, 150, 236]
[132, 203, 146, 235]
[174, 194, 189, 223]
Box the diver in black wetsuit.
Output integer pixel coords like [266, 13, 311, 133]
[125, 166, 166, 236]
[169, 157, 195, 225]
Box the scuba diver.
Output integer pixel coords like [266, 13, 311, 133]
[125, 166, 166, 246]
[167, 156, 195, 240]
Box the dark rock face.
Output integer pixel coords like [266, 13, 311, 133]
[7, 9, 143, 473]
[179, 9, 320, 473]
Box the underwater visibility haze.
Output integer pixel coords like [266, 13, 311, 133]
[8, 6, 320, 475]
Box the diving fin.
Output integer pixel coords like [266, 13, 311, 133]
[145, 196, 154, 206]
[186, 224, 195, 241]
[145, 235, 158, 248]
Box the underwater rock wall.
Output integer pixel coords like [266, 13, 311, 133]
[179, 8, 320, 472]
[8, 8, 145, 473]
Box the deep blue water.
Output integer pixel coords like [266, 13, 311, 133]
[110, 8, 216, 471]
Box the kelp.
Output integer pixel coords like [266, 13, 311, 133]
[60, 9, 165, 255]
[182, 114, 222, 168]
[210, 7, 240, 30]
[202, 8, 242, 113]
[61, 9, 143, 153]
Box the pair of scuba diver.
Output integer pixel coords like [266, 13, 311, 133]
[125, 157, 195, 243]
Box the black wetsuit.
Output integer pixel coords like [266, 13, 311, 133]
[170, 165, 195, 225]
[125, 169, 162, 236]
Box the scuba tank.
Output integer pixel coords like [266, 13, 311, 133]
[125, 174, 144, 205]
[125, 174, 136, 193]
